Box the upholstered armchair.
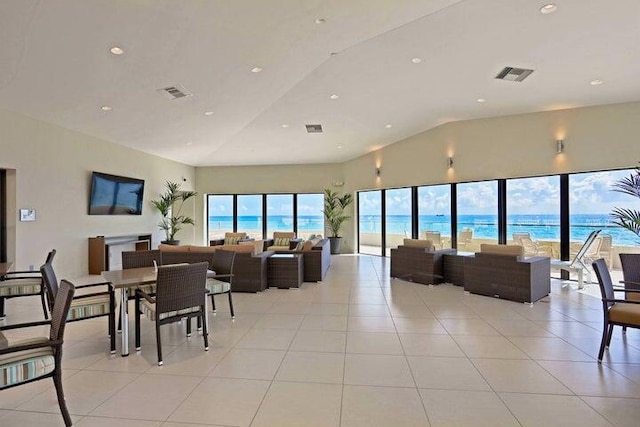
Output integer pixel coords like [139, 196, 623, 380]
[210, 232, 248, 246]
[390, 239, 455, 285]
[265, 231, 298, 251]
[464, 244, 550, 303]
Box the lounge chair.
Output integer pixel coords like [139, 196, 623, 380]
[551, 230, 601, 289]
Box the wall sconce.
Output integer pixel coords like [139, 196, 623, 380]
[447, 156, 454, 168]
[376, 167, 381, 177]
[556, 139, 564, 154]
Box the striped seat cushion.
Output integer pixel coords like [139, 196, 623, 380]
[68, 294, 111, 320]
[140, 300, 201, 322]
[0, 278, 42, 297]
[206, 278, 230, 294]
[0, 337, 54, 388]
[274, 237, 290, 247]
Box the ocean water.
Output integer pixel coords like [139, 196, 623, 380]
[209, 214, 639, 246]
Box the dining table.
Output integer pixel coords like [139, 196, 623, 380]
[102, 265, 211, 357]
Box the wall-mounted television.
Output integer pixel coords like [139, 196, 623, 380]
[88, 172, 145, 215]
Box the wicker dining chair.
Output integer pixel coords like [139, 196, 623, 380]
[0, 280, 75, 426]
[0, 250, 55, 320]
[118, 250, 161, 331]
[134, 262, 209, 366]
[41, 262, 116, 353]
[206, 249, 236, 318]
[592, 258, 640, 362]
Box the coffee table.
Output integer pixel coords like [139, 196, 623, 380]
[268, 254, 303, 289]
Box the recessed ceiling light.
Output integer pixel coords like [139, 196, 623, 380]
[411, 57, 422, 64]
[281, 124, 289, 128]
[101, 105, 112, 111]
[109, 46, 124, 55]
[315, 18, 326, 24]
[590, 79, 604, 86]
[185, 142, 193, 146]
[204, 111, 214, 116]
[330, 94, 339, 100]
[337, 145, 343, 149]
[385, 124, 392, 128]
[251, 67, 262, 73]
[476, 98, 487, 103]
[540, 4, 557, 14]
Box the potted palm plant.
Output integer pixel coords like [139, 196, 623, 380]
[611, 166, 640, 283]
[611, 166, 640, 238]
[151, 181, 197, 245]
[323, 188, 353, 254]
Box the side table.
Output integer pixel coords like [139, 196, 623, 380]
[268, 254, 303, 289]
[444, 253, 473, 286]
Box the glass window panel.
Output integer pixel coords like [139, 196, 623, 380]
[237, 194, 263, 239]
[457, 181, 498, 252]
[267, 194, 294, 236]
[385, 188, 412, 256]
[418, 185, 452, 249]
[570, 169, 640, 271]
[297, 193, 324, 240]
[207, 195, 233, 241]
[507, 176, 560, 258]
[358, 190, 382, 255]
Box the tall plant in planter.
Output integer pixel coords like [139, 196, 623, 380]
[611, 166, 640, 239]
[151, 181, 197, 245]
[323, 188, 354, 254]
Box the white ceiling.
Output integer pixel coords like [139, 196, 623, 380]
[1, 0, 639, 167]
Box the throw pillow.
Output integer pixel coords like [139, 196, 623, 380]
[274, 237, 290, 247]
[224, 236, 242, 245]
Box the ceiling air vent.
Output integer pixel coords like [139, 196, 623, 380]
[495, 67, 534, 82]
[305, 124, 323, 133]
[158, 84, 193, 100]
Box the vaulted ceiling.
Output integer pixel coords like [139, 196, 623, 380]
[1, 0, 639, 166]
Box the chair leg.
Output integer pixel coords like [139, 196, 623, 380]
[53, 368, 72, 427]
[606, 324, 614, 347]
[210, 294, 216, 312]
[109, 311, 116, 354]
[40, 289, 49, 320]
[228, 291, 235, 319]
[202, 310, 209, 351]
[598, 321, 608, 362]
[0, 297, 5, 320]
[197, 315, 202, 331]
[186, 318, 192, 337]
[623, 325, 627, 334]
[117, 303, 122, 333]
[156, 321, 163, 366]
[134, 296, 141, 351]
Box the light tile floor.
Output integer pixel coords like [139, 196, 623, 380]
[1, 255, 640, 426]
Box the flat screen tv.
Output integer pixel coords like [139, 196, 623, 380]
[88, 172, 145, 215]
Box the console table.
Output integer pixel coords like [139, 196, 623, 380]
[88, 234, 152, 274]
[268, 254, 303, 289]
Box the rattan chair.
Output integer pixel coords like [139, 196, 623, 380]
[0, 250, 55, 320]
[41, 262, 116, 354]
[0, 280, 75, 426]
[134, 262, 209, 365]
[619, 253, 640, 333]
[206, 249, 236, 318]
[592, 258, 640, 362]
[118, 250, 161, 330]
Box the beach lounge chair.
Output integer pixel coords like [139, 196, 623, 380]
[422, 231, 443, 249]
[551, 230, 601, 289]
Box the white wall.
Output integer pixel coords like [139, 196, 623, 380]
[4, 100, 638, 275]
[340, 101, 640, 252]
[1, 107, 195, 279]
[194, 102, 640, 254]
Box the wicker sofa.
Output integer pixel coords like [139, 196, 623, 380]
[463, 244, 550, 303]
[390, 239, 455, 285]
[158, 244, 274, 293]
[274, 238, 331, 282]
